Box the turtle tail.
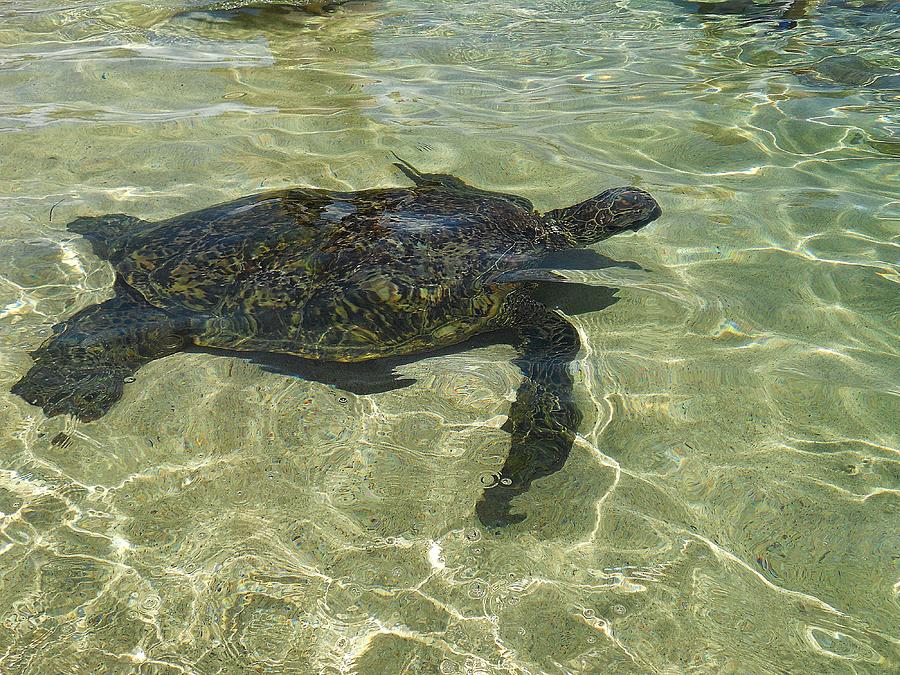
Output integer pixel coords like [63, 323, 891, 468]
[67, 213, 149, 259]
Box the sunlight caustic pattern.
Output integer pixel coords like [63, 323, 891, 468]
[0, 0, 896, 672]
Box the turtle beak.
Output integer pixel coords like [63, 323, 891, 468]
[638, 201, 662, 228]
[622, 200, 661, 233]
[611, 187, 662, 233]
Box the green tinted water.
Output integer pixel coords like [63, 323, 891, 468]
[0, 0, 897, 672]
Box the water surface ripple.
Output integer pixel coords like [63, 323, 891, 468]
[0, 0, 897, 672]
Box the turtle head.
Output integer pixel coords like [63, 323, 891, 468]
[546, 187, 661, 246]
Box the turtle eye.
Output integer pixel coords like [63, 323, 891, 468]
[604, 188, 662, 230]
[614, 191, 648, 212]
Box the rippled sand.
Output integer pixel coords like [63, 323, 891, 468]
[0, 0, 897, 672]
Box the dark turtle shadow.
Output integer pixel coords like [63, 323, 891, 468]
[530, 248, 642, 272]
[186, 281, 620, 395]
[670, 0, 817, 30]
[188, 328, 515, 394]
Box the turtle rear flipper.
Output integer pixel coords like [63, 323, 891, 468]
[12, 362, 131, 422]
[67, 214, 150, 259]
[12, 282, 195, 421]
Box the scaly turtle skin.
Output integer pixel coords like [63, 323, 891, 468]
[13, 159, 661, 527]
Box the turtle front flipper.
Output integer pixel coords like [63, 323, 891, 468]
[391, 153, 470, 191]
[476, 293, 583, 528]
[12, 282, 195, 421]
[390, 154, 535, 211]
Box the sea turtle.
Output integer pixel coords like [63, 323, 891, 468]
[672, 0, 816, 29]
[13, 159, 661, 526]
[168, 0, 353, 19]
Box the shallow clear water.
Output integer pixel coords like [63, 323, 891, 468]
[0, 0, 897, 672]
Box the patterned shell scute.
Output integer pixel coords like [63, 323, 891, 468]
[119, 190, 330, 313]
[112, 184, 545, 361]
